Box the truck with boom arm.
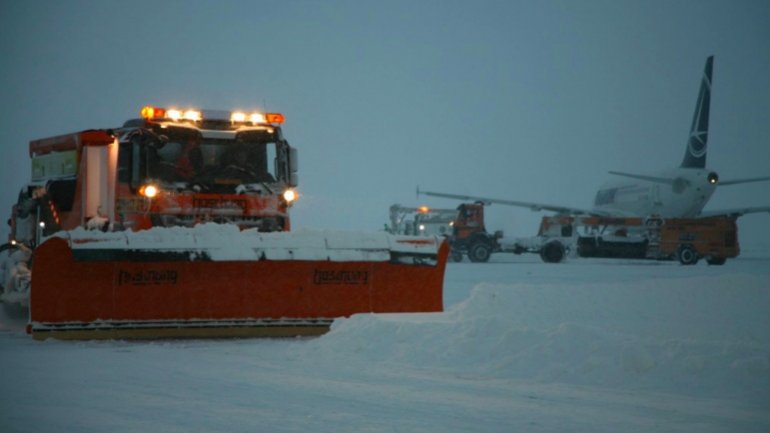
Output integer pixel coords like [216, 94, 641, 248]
[388, 202, 504, 263]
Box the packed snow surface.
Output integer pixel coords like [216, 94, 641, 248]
[1, 245, 769, 432]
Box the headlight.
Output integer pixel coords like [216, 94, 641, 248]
[140, 184, 159, 198]
[283, 189, 297, 203]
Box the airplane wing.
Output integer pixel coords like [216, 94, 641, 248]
[610, 172, 770, 187]
[718, 175, 770, 186]
[416, 188, 606, 216]
[697, 206, 770, 218]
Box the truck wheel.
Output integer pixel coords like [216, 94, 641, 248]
[540, 241, 565, 263]
[468, 242, 492, 263]
[706, 257, 726, 266]
[677, 245, 699, 265]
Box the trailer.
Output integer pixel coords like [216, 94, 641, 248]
[512, 214, 739, 265]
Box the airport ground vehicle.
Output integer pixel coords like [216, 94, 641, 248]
[1, 107, 447, 339]
[388, 204, 456, 237]
[511, 214, 739, 265]
[388, 203, 503, 263]
[447, 202, 504, 263]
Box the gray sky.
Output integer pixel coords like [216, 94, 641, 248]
[1, 0, 769, 245]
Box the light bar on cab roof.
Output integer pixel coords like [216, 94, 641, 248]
[140, 106, 285, 125]
[140, 106, 165, 119]
[265, 113, 285, 124]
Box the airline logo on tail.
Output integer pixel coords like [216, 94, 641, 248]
[682, 56, 713, 168]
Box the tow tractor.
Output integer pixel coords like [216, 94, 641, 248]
[1, 106, 448, 339]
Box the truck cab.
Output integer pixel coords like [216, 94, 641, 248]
[11, 106, 299, 247]
[449, 203, 503, 263]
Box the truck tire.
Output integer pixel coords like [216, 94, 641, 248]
[706, 256, 726, 266]
[677, 245, 699, 265]
[468, 242, 492, 263]
[540, 241, 565, 263]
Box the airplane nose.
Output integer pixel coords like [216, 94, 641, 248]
[708, 172, 719, 185]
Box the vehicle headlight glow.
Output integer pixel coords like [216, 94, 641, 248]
[140, 184, 159, 198]
[282, 189, 297, 203]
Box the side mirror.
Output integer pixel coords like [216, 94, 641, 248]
[288, 146, 298, 186]
[289, 147, 298, 173]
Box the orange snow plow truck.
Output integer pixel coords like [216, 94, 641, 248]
[1, 106, 448, 340]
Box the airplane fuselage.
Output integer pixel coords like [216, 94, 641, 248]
[592, 167, 718, 217]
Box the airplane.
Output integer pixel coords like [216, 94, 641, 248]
[419, 56, 770, 220]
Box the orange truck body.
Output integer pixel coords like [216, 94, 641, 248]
[656, 217, 739, 264]
[25, 124, 292, 238]
[535, 214, 739, 264]
[29, 236, 448, 340]
[4, 107, 449, 339]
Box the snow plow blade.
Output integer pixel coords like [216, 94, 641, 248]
[29, 227, 448, 340]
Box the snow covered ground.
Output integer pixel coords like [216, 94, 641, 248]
[1, 245, 769, 433]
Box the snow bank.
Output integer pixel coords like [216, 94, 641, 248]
[2, 255, 769, 433]
[306, 273, 770, 401]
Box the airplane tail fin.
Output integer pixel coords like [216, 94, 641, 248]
[681, 56, 713, 168]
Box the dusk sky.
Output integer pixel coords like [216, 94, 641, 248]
[1, 0, 769, 244]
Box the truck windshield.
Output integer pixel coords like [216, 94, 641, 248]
[147, 130, 279, 190]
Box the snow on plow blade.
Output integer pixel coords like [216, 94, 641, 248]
[29, 226, 448, 340]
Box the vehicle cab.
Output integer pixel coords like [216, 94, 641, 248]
[116, 106, 299, 231]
